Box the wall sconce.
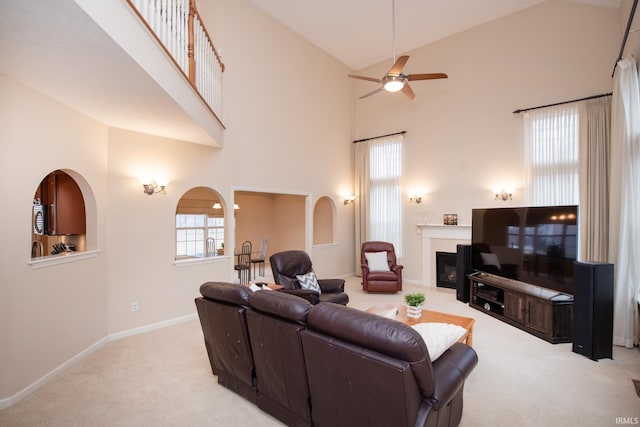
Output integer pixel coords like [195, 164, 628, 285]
[495, 191, 512, 201]
[142, 179, 167, 196]
[343, 195, 355, 206]
[234, 203, 240, 210]
[409, 194, 423, 204]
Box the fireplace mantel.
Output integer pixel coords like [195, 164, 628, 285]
[417, 224, 471, 286]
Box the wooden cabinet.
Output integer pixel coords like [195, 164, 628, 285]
[41, 171, 85, 235]
[504, 291, 525, 324]
[470, 273, 573, 343]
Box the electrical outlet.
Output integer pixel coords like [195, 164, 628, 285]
[131, 301, 139, 312]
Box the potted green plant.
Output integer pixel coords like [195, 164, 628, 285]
[217, 242, 224, 256]
[405, 293, 426, 318]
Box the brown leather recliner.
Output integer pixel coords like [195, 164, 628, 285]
[300, 302, 478, 427]
[194, 282, 257, 403]
[247, 290, 314, 426]
[269, 250, 349, 305]
[361, 241, 404, 292]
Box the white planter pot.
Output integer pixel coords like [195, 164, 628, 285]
[406, 304, 423, 319]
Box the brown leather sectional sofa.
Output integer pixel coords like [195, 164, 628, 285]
[195, 281, 478, 427]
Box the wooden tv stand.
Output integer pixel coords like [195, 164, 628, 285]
[469, 272, 573, 343]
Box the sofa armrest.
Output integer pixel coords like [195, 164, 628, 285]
[318, 278, 345, 293]
[391, 264, 404, 273]
[428, 343, 478, 410]
[279, 288, 320, 305]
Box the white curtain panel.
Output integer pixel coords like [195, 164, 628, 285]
[610, 56, 640, 347]
[524, 104, 580, 206]
[578, 96, 611, 262]
[354, 140, 371, 276]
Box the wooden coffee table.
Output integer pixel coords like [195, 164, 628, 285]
[366, 304, 475, 347]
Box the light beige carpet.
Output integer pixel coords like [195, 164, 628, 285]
[0, 276, 638, 427]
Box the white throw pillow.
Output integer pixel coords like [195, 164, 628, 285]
[411, 322, 467, 361]
[480, 252, 501, 269]
[296, 270, 322, 294]
[365, 252, 390, 272]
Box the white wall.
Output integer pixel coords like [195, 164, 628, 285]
[352, 1, 621, 283]
[0, 76, 109, 398]
[0, 0, 354, 403]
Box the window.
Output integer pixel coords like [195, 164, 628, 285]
[176, 214, 224, 258]
[176, 214, 206, 258]
[524, 104, 579, 206]
[175, 187, 225, 259]
[207, 217, 224, 249]
[369, 135, 403, 255]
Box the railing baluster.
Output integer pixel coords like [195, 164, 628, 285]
[126, 0, 224, 122]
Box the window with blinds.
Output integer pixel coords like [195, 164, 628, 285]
[524, 104, 579, 206]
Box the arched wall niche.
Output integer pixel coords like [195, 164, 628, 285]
[31, 169, 94, 258]
[313, 196, 335, 245]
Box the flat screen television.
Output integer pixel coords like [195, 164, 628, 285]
[471, 205, 578, 295]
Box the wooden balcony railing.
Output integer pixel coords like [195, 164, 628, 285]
[126, 0, 225, 126]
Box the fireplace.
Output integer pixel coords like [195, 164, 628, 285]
[436, 251, 457, 288]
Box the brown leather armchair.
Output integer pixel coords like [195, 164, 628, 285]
[361, 241, 403, 293]
[269, 250, 349, 305]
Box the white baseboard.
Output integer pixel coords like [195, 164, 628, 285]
[0, 312, 198, 411]
[0, 336, 108, 411]
[108, 313, 197, 341]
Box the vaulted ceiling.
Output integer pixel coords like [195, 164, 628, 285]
[0, 0, 624, 146]
[248, 0, 622, 70]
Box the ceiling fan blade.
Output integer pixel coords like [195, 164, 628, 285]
[407, 73, 448, 81]
[387, 55, 409, 75]
[360, 87, 385, 99]
[402, 82, 415, 100]
[348, 74, 381, 83]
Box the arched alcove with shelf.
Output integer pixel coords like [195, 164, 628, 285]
[31, 169, 91, 258]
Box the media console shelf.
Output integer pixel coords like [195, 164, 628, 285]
[469, 273, 573, 343]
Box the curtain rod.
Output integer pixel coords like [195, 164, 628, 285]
[512, 92, 612, 114]
[612, 0, 639, 77]
[352, 131, 406, 144]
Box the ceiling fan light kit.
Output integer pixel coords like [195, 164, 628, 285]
[383, 75, 404, 92]
[348, 0, 447, 100]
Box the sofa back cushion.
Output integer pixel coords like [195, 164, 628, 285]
[200, 281, 252, 306]
[247, 290, 313, 425]
[248, 289, 312, 323]
[301, 303, 435, 426]
[195, 282, 256, 402]
[305, 303, 435, 397]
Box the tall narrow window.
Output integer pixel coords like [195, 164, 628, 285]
[355, 134, 403, 256]
[176, 214, 206, 258]
[524, 104, 579, 205]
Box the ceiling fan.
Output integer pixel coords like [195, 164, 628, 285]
[347, 0, 448, 100]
